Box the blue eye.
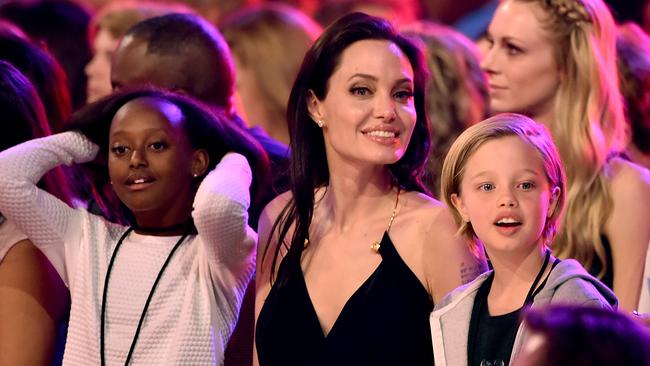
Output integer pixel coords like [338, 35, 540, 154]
[518, 182, 535, 190]
[479, 183, 494, 192]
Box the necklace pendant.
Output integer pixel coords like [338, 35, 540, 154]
[370, 241, 381, 253]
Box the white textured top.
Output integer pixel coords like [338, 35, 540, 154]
[0, 131, 256, 365]
[0, 219, 28, 261]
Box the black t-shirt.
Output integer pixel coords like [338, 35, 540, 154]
[468, 274, 522, 366]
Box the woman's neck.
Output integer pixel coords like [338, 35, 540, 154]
[321, 163, 394, 234]
[530, 105, 556, 130]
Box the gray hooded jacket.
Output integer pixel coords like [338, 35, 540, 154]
[429, 259, 618, 366]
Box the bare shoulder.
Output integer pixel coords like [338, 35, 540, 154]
[608, 158, 650, 198]
[257, 191, 294, 267]
[259, 191, 293, 224]
[397, 191, 459, 245]
[607, 158, 650, 219]
[396, 191, 485, 301]
[258, 191, 293, 242]
[398, 191, 443, 224]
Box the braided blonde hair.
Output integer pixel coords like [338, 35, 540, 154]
[517, 0, 626, 277]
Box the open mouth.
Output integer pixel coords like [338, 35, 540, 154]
[125, 175, 156, 186]
[364, 130, 400, 138]
[494, 217, 522, 227]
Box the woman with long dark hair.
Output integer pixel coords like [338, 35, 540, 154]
[254, 13, 486, 365]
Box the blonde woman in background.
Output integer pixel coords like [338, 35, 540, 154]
[85, 0, 193, 103]
[220, 4, 321, 145]
[402, 21, 489, 196]
[481, 0, 650, 311]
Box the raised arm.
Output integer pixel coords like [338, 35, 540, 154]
[192, 153, 255, 291]
[0, 131, 97, 250]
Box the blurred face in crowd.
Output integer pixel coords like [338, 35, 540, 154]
[85, 29, 120, 103]
[480, 0, 561, 121]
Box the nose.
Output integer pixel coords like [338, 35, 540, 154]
[374, 92, 397, 121]
[497, 188, 518, 208]
[85, 54, 99, 78]
[480, 46, 499, 75]
[129, 148, 148, 168]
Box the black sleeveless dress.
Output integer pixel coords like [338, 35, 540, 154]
[255, 232, 434, 366]
[587, 235, 614, 290]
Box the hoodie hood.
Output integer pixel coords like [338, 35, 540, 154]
[429, 258, 618, 366]
[534, 258, 618, 309]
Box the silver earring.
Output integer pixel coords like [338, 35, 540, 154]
[317, 120, 324, 128]
[193, 173, 198, 178]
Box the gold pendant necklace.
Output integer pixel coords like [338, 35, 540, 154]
[371, 187, 401, 253]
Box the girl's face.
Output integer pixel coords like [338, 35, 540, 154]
[481, 0, 561, 120]
[308, 39, 417, 168]
[451, 136, 559, 255]
[108, 97, 207, 225]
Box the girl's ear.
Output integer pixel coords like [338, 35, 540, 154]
[450, 193, 470, 223]
[191, 149, 209, 177]
[547, 186, 561, 218]
[307, 89, 325, 124]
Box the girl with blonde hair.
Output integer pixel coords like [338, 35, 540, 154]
[481, 0, 650, 311]
[432, 113, 617, 366]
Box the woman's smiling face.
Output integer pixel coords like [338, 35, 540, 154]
[308, 39, 417, 167]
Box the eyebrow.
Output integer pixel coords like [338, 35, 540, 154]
[347, 73, 413, 85]
[469, 168, 541, 179]
[348, 73, 378, 81]
[502, 35, 526, 45]
[485, 29, 524, 41]
[110, 127, 171, 138]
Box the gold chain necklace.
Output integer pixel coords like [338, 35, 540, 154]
[370, 187, 400, 253]
[304, 187, 401, 253]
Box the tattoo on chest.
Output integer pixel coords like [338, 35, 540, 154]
[460, 261, 485, 284]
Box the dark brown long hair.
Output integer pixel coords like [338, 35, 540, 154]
[265, 12, 431, 285]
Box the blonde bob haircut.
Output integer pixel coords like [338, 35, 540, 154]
[441, 113, 567, 254]
[515, 0, 625, 277]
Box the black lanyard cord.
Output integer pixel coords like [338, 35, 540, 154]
[100, 226, 190, 366]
